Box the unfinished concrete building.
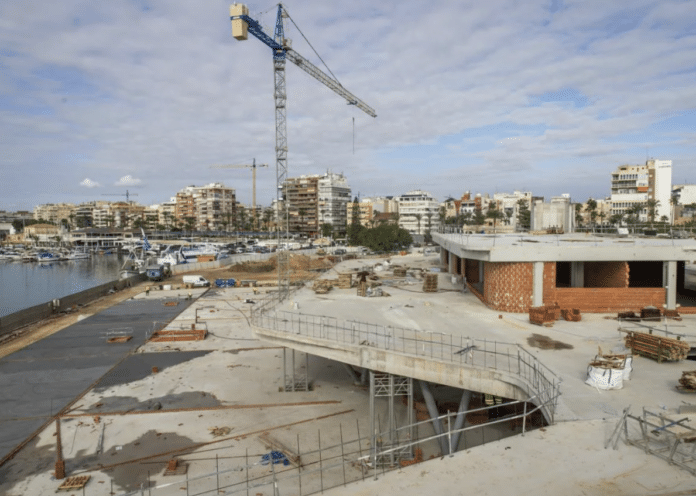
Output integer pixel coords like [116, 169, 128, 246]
[435, 232, 696, 314]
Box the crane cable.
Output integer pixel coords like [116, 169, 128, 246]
[282, 7, 344, 88]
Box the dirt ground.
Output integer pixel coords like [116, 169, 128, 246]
[0, 254, 335, 359]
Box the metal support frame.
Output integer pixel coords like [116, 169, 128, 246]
[622, 408, 696, 476]
[282, 348, 309, 392]
[370, 371, 413, 471]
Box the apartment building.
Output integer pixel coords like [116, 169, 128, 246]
[318, 173, 351, 236]
[33, 203, 75, 225]
[610, 159, 672, 221]
[346, 200, 373, 227]
[397, 190, 440, 236]
[174, 183, 236, 231]
[283, 175, 320, 236]
[492, 191, 532, 227]
[282, 173, 351, 237]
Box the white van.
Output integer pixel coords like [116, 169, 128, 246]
[183, 275, 210, 287]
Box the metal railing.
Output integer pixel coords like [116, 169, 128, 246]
[113, 392, 557, 496]
[251, 310, 561, 422]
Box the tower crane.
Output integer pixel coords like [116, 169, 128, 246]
[210, 159, 268, 230]
[102, 190, 138, 202]
[229, 3, 376, 298]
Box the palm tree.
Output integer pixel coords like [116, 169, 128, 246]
[414, 213, 422, 235]
[646, 199, 660, 227]
[298, 208, 307, 235]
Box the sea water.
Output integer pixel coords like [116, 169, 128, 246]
[0, 254, 127, 317]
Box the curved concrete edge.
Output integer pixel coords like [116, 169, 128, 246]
[252, 325, 555, 423]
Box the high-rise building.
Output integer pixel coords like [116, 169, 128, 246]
[318, 172, 351, 235]
[610, 159, 672, 221]
[283, 172, 351, 237]
[397, 190, 440, 236]
[174, 183, 236, 231]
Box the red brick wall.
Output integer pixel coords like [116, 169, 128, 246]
[483, 262, 534, 312]
[543, 262, 556, 302]
[553, 288, 665, 313]
[464, 259, 480, 283]
[584, 261, 629, 288]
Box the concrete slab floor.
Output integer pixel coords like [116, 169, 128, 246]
[2, 253, 696, 495]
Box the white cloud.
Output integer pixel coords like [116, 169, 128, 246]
[0, 0, 695, 210]
[79, 178, 100, 188]
[115, 175, 142, 186]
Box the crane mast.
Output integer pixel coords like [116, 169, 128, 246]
[229, 2, 376, 299]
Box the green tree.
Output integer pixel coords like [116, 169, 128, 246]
[320, 223, 333, 237]
[646, 199, 660, 227]
[360, 224, 412, 252]
[516, 199, 530, 230]
[574, 204, 583, 227]
[486, 205, 505, 232]
[585, 198, 598, 230]
[473, 207, 485, 226]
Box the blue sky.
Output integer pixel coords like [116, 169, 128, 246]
[1, 0, 695, 210]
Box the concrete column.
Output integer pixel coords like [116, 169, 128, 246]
[570, 262, 584, 288]
[665, 261, 677, 310]
[449, 389, 472, 453]
[532, 262, 544, 307]
[448, 252, 455, 275]
[419, 380, 449, 455]
[440, 248, 448, 267]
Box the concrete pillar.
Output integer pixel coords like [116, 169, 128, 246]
[665, 260, 677, 310]
[418, 380, 449, 455]
[570, 262, 584, 288]
[449, 389, 472, 454]
[441, 248, 448, 267]
[532, 262, 544, 307]
[448, 252, 455, 275]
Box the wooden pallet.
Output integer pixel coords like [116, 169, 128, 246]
[57, 475, 90, 491]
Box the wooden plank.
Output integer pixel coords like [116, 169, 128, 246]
[57, 475, 90, 491]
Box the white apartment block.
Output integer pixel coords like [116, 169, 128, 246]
[610, 159, 672, 221]
[318, 172, 351, 232]
[673, 184, 696, 206]
[397, 190, 440, 235]
[492, 191, 532, 227]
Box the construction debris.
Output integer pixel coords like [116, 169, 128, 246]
[258, 432, 301, 467]
[337, 273, 353, 289]
[422, 273, 438, 293]
[640, 306, 662, 321]
[163, 458, 188, 476]
[150, 327, 207, 342]
[107, 336, 132, 343]
[624, 331, 690, 362]
[209, 426, 232, 437]
[586, 347, 632, 390]
[57, 476, 90, 491]
[393, 267, 407, 277]
[312, 279, 333, 294]
[677, 371, 696, 393]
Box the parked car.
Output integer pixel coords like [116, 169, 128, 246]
[334, 248, 347, 255]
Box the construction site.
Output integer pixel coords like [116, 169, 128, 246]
[1, 241, 696, 495]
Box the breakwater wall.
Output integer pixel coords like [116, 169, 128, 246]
[0, 274, 146, 339]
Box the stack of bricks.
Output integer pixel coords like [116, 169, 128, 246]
[529, 306, 556, 326]
[337, 273, 352, 289]
[393, 266, 407, 277]
[561, 308, 582, 322]
[422, 273, 438, 293]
